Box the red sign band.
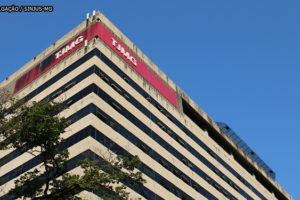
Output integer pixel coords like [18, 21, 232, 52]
[14, 22, 178, 108]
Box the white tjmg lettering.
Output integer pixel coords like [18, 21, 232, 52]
[55, 51, 62, 59]
[130, 56, 137, 66]
[111, 37, 137, 67]
[112, 38, 118, 46]
[66, 42, 76, 52]
[55, 35, 84, 60]
[75, 36, 84, 45]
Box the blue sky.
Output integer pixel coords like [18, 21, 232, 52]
[1, 0, 299, 199]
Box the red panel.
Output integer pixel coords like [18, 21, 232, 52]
[13, 23, 99, 94]
[95, 23, 178, 108]
[14, 22, 178, 108]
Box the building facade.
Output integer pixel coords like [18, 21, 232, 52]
[0, 11, 293, 200]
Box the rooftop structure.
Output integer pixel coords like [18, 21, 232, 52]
[217, 122, 275, 180]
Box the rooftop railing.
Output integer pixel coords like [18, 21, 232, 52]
[216, 122, 275, 180]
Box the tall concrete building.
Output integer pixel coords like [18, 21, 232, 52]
[0, 11, 293, 200]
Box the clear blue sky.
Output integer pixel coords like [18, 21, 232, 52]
[1, 0, 299, 199]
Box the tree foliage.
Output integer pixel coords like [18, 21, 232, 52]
[0, 99, 145, 200]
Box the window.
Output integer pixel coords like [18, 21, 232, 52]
[159, 158, 168, 168]
[181, 158, 188, 165]
[176, 137, 185, 147]
[213, 183, 221, 192]
[183, 128, 189, 134]
[192, 184, 198, 191]
[213, 168, 220, 175]
[65, 81, 77, 90]
[221, 189, 229, 197]
[170, 167, 180, 177]
[52, 90, 63, 98]
[96, 111, 107, 123]
[111, 83, 122, 93]
[15, 167, 23, 176]
[139, 144, 148, 153]
[205, 176, 211, 183]
[123, 93, 130, 100]
[109, 121, 117, 130]
[207, 149, 216, 158]
[181, 175, 189, 184]
[167, 130, 172, 135]
[187, 162, 193, 169]
[66, 119, 72, 125]
[160, 180, 170, 191]
[111, 102, 122, 112]
[155, 104, 164, 112]
[145, 96, 151, 102]
[141, 190, 148, 198]
[157, 121, 166, 131]
[181, 195, 188, 200]
[170, 187, 178, 195]
[165, 113, 173, 121]
[227, 180, 234, 187]
[123, 76, 130, 83]
[233, 184, 239, 191]
[100, 73, 109, 83]
[66, 99, 74, 106]
[221, 175, 226, 181]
